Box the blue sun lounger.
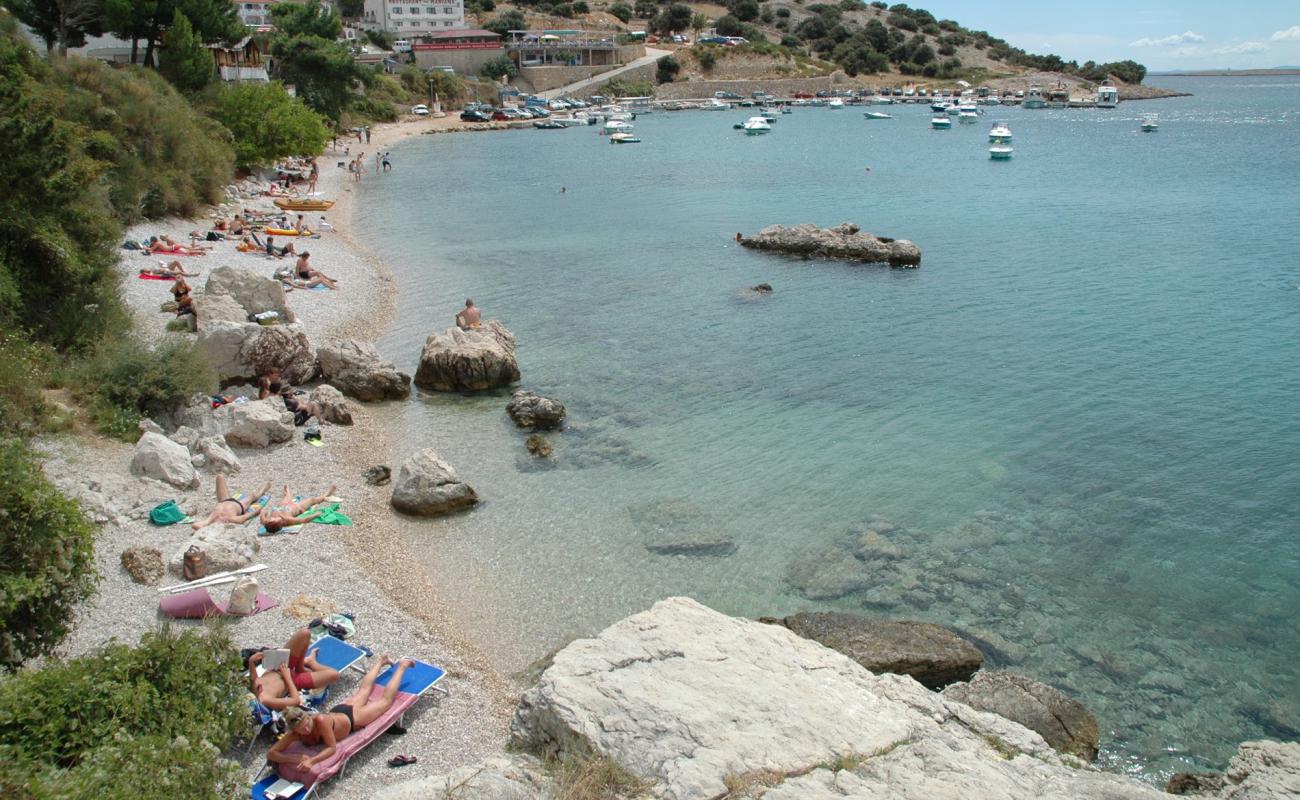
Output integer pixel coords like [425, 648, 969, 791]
[249, 659, 448, 800]
[308, 635, 367, 674]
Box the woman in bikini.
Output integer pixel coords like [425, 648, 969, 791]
[260, 484, 337, 533]
[270, 655, 416, 773]
[190, 475, 273, 530]
[148, 235, 207, 256]
[248, 628, 342, 712]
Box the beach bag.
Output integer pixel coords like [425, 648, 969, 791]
[149, 500, 187, 526]
[309, 613, 356, 641]
[227, 576, 260, 615]
[182, 545, 209, 581]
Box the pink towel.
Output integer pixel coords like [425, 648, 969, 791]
[159, 587, 278, 619]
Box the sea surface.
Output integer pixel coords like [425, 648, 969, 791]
[353, 75, 1300, 782]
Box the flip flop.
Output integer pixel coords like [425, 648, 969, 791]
[387, 754, 417, 767]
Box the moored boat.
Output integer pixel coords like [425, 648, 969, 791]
[602, 119, 634, 135]
[1097, 82, 1119, 108]
[741, 116, 772, 134]
[931, 115, 952, 129]
[1024, 84, 1045, 109]
[827, 98, 845, 109]
[863, 111, 892, 119]
[988, 121, 1012, 142]
[1141, 114, 1159, 132]
[989, 144, 1014, 159]
[273, 198, 335, 211]
[958, 104, 979, 123]
[609, 132, 641, 143]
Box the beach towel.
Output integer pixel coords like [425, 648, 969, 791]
[312, 503, 352, 526]
[149, 500, 190, 526]
[138, 272, 176, 281]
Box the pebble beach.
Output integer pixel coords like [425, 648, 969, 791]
[44, 118, 518, 797]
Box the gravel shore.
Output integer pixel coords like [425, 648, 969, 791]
[45, 118, 519, 797]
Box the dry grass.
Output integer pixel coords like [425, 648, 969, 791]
[720, 768, 785, 798]
[549, 752, 655, 800]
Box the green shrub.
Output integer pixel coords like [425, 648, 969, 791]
[609, 1, 632, 22]
[0, 625, 247, 799]
[0, 332, 57, 437]
[696, 48, 716, 70]
[72, 337, 214, 440]
[209, 81, 328, 170]
[0, 438, 98, 670]
[480, 54, 518, 80]
[655, 54, 680, 83]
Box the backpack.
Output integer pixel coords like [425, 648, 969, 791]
[149, 500, 187, 526]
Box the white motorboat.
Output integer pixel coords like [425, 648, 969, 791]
[988, 121, 1012, 142]
[550, 116, 588, 127]
[958, 107, 979, 124]
[931, 115, 952, 129]
[930, 101, 949, 113]
[602, 119, 634, 135]
[989, 144, 1014, 159]
[704, 98, 729, 111]
[741, 116, 772, 134]
[760, 108, 780, 119]
[609, 132, 641, 143]
[1024, 84, 1045, 109]
[1097, 82, 1119, 108]
[870, 95, 894, 105]
[863, 111, 892, 119]
[1141, 114, 1159, 132]
[828, 98, 845, 109]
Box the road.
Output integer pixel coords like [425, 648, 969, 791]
[538, 48, 672, 99]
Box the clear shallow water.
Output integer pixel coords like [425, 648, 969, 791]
[355, 75, 1300, 782]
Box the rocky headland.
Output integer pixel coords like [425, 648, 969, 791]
[741, 222, 922, 267]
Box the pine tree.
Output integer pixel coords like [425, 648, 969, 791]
[159, 10, 214, 93]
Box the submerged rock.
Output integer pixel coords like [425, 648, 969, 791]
[773, 611, 982, 690]
[645, 538, 737, 557]
[506, 389, 566, 430]
[741, 222, 922, 267]
[942, 671, 1101, 762]
[524, 434, 552, 458]
[390, 448, 479, 516]
[413, 320, 520, 392]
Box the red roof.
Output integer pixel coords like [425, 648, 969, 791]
[425, 28, 500, 39]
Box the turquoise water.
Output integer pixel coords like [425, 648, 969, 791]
[355, 75, 1300, 782]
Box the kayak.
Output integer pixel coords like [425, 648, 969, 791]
[273, 199, 334, 211]
[263, 227, 312, 236]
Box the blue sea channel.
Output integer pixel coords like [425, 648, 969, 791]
[353, 75, 1300, 783]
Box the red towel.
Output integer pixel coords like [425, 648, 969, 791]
[137, 272, 175, 281]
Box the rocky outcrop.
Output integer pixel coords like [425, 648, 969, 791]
[204, 265, 294, 322]
[220, 399, 295, 448]
[120, 547, 164, 585]
[308, 384, 354, 425]
[317, 339, 411, 402]
[168, 524, 259, 576]
[1219, 740, 1300, 798]
[193, 435, 241, 474]
[943, 671, 1100, 762]
[503, 597, 1163, 800]
[413, 321, 520, 392]
[390, 449, 479, 516]
[192, 292, 247, 326]
[769, 612, 983, 690]
[525, 434, 552, 458]
[375, 754, 556, 800]
[506, 389, 566, 430]
[195, 321, 317, 386]
[741, 222, 922, 267]
[129, 432, 199, 489]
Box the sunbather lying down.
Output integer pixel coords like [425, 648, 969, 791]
[249, 628, 342, 712]
[270, 655, 416, 772]
[191, 475, 273, 530]
[147, 235, 207, 256]
[260, 484, 337, 533]
[141, 260, 198, 278]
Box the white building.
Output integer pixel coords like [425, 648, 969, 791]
[362, 0, 465, 36]
[236, 1, 276, 30]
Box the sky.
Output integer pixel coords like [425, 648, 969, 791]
[909, 1, 1300, 70]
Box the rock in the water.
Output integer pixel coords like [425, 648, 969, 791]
[220, 399, 295, 448]
[309, 384, 354, 425]
[1166, 772, 1225, 795]
[942, 671, 1100, 762]
[784, 542, 876, 600]
[775, 612, 982, 690]
[363, 465, 391, 485]
[204, 265, 294, 322]
[168, 524, 259, 576]
[130, 432, 199, 489]
[317, 339, 411, 402]
[741, 222, 922, 267]
[645, 538, 737, 557]
[524, 434, 552, 458]
[413, 320, 520, 392]
[753, 282, 773, 293]
[120, 546, 164, 585]
[509, 597, 1164, 800]
[195, 320, 317, 385]
[506, 389, 566, 429]
[194, 435, 241, 474]
[390, 449, 479, 516]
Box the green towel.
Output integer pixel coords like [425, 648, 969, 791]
[312, 503, 352, 526]
[149, 500, 188, 526]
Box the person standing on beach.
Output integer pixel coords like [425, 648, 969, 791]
[382, 152, 391, 172]
[375, 152, 381, 171]
[307, 160, 318, 194]
[455, 299, 481, 330]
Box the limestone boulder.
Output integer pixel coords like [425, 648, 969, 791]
[390, 449, 479, 516]
[741, 222, 922, 267]
[194, 435, 241, 474]
[192, 292, 248, 327]
[204, 265, 294, 322]
[942, 671, 1100, 762]
[318, 339, 411, 402]
[509, 597, 1163, 800]
[168, 524, 259, 576]
[506, 389, 566, 430]
[413, 320, 520, 392]
[376, 755, 555, 800]
[196, 321, 317, 385]
[309, 384, 354, 425]
[130, 432, 199, 489]
[1219, 740, 1300, 798]
[220, 399, 294, 448]
[774, 612, 982, 690]
[120, 547, 164, 585]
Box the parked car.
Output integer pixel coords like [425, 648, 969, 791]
[529, 106, 550, 117]
[460, 109, 490, 122]
[392, 39, 412, 53]
[715, 91, 742, 99]
[698, 36, 728, 45]
[411, 104, 429, 116]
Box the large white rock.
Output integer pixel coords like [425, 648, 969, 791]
[192, 292, 248, 327]
[413, 320, 520, 392]
[195, 321, 317, 385]
[508, 597, 1166, 800]
[390, 448, 478, 516]
[318, 338, 411, 402]
[374, 755, 553, 800]
[1220, 740, 1300, 798]
[129, 432, 199, 489]
[168, 523, 259, 576]
[193, 435, 241, 474]
[221, 399, 295, 448]
[204, 265, 294, 322]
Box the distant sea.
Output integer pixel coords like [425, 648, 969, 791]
[354, 75, 1300, 783]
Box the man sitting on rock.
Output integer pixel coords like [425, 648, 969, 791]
[260, 484, 338, 533]
[248, 628, 342, 711]
[454, 298, 481, 330]
[191, 475, 272, 531]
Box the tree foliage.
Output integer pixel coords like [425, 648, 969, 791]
[208, 81, 326, 170]
[158, 9, 214, 93]
[608, 1, 632, 22]
[103, 0, 242, 66]
[652, 2, 692, 33]
[655, 53, 679, 83]
[480, 53, 518, 80]
[268, 4, 360, 120]
[484, 8, 525, 35]
[7, 0, 104, 55]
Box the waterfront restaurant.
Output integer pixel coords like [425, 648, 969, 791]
[504, 29, 623, 67]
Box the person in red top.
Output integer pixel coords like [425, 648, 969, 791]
[247, 628, 341, 711]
